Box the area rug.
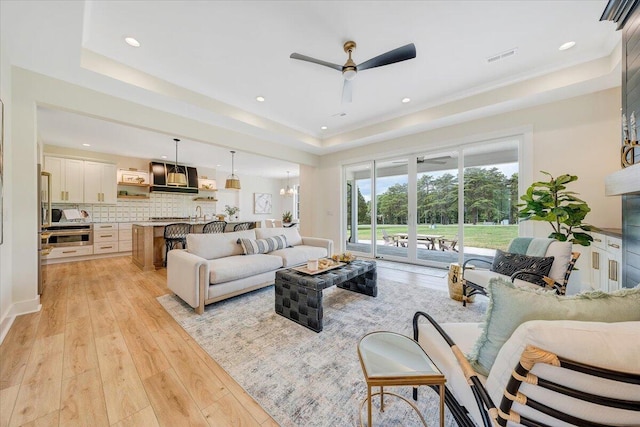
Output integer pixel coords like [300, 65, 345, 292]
[158, 278, 487, 426]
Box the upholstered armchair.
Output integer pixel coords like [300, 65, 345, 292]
[462, 238, 579, 306]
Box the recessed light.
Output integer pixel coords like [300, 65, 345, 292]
[216, 164, 221, 167]
[125, 37, 140, 47]
[82, 143, 91, 147]
[402, 97, 411, 104]
[320, 126, 328, 130]
[256, 96, 265, 102]
[161, 155, 167, 159]
[559, 41, 575, 51]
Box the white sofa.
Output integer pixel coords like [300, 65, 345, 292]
[167, 227, 333, 314]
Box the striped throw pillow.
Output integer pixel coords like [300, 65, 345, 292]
[238, 235, 288, 255]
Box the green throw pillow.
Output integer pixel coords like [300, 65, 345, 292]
[468, 278, 640, 376]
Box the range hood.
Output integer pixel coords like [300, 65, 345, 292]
[149, 161, 198, 194]
[605, 163, 640, 195]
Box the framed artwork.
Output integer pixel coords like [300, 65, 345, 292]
[254, 192, 272, 214]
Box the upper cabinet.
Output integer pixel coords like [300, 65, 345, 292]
[84, 161, 117, 204]
[44, 156, 84, 203]
[44, 155, 117, 204]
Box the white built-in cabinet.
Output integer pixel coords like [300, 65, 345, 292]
[44, 155, 117, 204]
[84, 161, 117, 204]
[590, 232, 622, 292]
[45, 156, 85, 203]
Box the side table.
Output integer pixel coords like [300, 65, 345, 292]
[357, 331, 445, 427]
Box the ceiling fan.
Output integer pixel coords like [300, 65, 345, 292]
[290, 41, 416, 103]
[392, 156, 452, 165]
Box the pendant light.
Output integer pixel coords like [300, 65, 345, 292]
[167, 138, 187, 186]
[280, 171, 296, 197]
[225, 150, 241, 190]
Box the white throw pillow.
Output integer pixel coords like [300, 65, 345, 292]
[256, 227, 302, 246]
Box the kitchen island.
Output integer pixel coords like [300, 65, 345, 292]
[132, 220, 261, 271]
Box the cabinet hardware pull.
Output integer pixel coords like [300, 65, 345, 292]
[609, 260, 618, 282]
[99, 225, 112, 228]
[592, 252, 599, 270]
[101, 234, 113, 238]
[62, 250, 77, 254]
[61, 191, 64, 200]
[101, 246, 113, 249]
[608, 243, 620, 249]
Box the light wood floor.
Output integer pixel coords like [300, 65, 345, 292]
[0, 256, 448, 427]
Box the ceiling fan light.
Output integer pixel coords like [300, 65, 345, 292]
[343, 68, 357, 81]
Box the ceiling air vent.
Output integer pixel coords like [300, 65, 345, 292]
[487, 47, 518, 64]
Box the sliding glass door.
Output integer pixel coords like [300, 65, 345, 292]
[343, 137, 521, 266]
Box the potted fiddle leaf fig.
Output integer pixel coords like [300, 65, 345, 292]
[517, 171, 595, 246]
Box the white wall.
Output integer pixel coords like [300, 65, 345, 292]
[0, 20, 14, 341]
[305, 89, 622, 264]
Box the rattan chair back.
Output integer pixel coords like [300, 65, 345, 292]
[233, 222, 255, 231]
[202, 221, 227, 234]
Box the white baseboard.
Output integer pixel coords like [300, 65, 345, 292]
[0, 297, 42, 344]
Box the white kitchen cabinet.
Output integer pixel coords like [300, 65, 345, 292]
[84, 161, 117, 204]
[606, 236, 622, 292]
[45, 156, 84, 203]
[589, 232, 622, 292]
[44, 245, 93, 260]
[118, 223, 133, 252]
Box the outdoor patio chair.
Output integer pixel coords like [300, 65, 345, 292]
[438, 236, 458, 252]
[381, 230, 396, 246]
[462, 237, 579, 306]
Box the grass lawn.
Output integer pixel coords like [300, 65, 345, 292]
[350, 224, 518, 251]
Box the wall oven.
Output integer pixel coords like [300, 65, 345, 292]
[44, 224, 93, 247]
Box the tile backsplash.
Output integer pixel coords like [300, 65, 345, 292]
[54, 192, 217, 222]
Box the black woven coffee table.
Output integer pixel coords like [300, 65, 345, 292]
[275, 260, 377, 332]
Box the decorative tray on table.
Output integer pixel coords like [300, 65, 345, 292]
[292, 259, 346, 275]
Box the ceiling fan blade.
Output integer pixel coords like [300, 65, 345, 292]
[357, 43, 417, 71]
[290, 53, 343, 71]
[342, 79, 353, 104]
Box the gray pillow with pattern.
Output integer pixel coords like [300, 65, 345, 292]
[491, 249, 554, 287]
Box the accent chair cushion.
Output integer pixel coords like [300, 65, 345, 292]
[491, 249, 554, 287]
[238, 235, 288, 255]
[487, 320, 640, 426]
[468, 279, 640, 376]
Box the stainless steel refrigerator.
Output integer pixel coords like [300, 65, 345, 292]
[38, 165, 51, 295]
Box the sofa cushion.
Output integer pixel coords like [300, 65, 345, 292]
[238, 235, 288, 255]
[188, 230, 256, 260]
[469, 279, 640, 376]
[491, 249, 554, 287]
[269, 245, 328, 267]
[255, 227, 303, 246]
[208, 254, 283, 284]
[487, 320, 640, 426]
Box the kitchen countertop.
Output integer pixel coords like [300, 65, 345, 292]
[594, 228, 623, 238]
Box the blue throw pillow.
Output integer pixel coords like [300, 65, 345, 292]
[468, 279, 640, 376]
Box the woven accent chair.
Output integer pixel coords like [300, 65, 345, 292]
[233, 222, 255, 231]
[462, 238, 579, 306]
[163, 223, 191, 266]
[413, 312, 640, 427]
[202, 220, 227, 234]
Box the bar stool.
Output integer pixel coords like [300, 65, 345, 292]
[233, 222, 255, 231]
[164, 223, 191, 266]
[202, 220, 227, 234]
